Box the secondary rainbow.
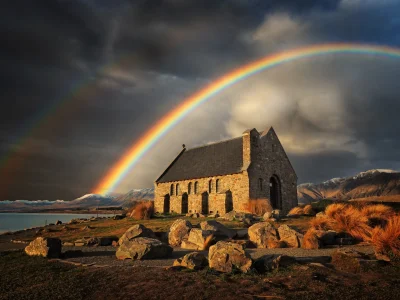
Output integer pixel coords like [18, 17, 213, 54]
[93, 43, 400, 194]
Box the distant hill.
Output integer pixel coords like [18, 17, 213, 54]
[0, 188, 155, 212]
[298, 169, 400, 204]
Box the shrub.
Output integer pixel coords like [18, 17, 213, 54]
[303, 204, 315, 215]
[328, 205, 372, 242]
[131, 201, 154, 220]
[325, 203, 347, 219]
[309, 216, 334, 231]
[361, 204, 394, 227]
[243, 198, 272, 216]
[371, 214, 400, 258]
[287, 206, 304, 216]
[302, 228, 321, 249]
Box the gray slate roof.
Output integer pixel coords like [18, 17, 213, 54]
[156, 137, 243, 183]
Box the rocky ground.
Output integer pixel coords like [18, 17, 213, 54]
[1, 214, 399, 299]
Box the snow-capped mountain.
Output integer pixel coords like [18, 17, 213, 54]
[298, 169, 400, 204]
[0, 188, 154, 212]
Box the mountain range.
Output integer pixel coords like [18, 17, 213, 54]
[0, 188, 155, 212]
[297, 169, 400, 204]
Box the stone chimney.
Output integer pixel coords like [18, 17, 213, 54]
[242, 128, 259, 168]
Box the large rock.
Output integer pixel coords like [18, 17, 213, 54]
[253, 255, 297, 273]
[24, 237, 62, 258]
[200, 220, 236, 239]
[277, 225, 304, 248]
[208, 241, 252, 273]
[187, 229, 214, 250]
[181, 240, 201, 250]
[317, 230, 337, 246]
[248, 222, 280, 248]
[173, 252, 208, 270]
[222, 210, 254, 222]
[168, 219, 192, 246]
[118, 224, 155, 245]
[116, 237, 172, 260]
[331, 248, 369, 273]
[263, 212, 272, 221]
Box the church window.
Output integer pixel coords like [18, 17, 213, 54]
[216, 179, 220, 193]
[194, 181, 198, 194]
[176, 183, 180, 195]
[209, 180, 213, 193]
[170, 184, 174, 196]
[188, 182, 192, 194]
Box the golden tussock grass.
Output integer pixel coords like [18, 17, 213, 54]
[243, 198, 272, 216]
[303, 204, 315, 215]
[130, 201, 154, 220]
[371, 214, 400, 257]
[287, 206, 304, 216]
[325, 203, 347, 219]
[361, 204, 395, 220]
[302, 228, 320, 249]
[309, 216, 334, 231]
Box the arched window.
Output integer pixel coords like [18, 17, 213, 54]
[176, 183, 180, 195]
[258, 178, 263, 191]
[170, 184, 174, 196]
[188, 182, 192, 194]
[194, 181, 198, 194]
[216, 179, 220, 193]
[208, 180, 213, 193]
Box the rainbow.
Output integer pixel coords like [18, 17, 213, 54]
[90, 43, 400, 194]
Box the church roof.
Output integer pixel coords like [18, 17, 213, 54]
[156, 137, 243, 183]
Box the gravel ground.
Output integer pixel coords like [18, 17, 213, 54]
[56, 244, 375, 268]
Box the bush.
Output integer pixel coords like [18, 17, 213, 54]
[287, 206, 304, 216]
[130, 201, 154, 220]
[361, 204, 395, 227]
[325, 203, 347, 219]
[303, 204, 315, 215]
[243, 198, 272, 216]
[371, 214, 400, 258]
[302, 228, 321, 249]
[309, 216, 334, 231]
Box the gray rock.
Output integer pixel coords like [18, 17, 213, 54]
[248, 222, 279, 248]
[173, 252, 208, 270]
[200, 220, 236, 239]
[253, 255, 296, 273]
[187, 229, 214, 250]
[208, 241, 252, 273]
[116, 237, 172, 260]
[168, 219, 192, 246]
[118, 224, 155, 245]
[25, 237, 62, 258]
[277, 225, 304, 248]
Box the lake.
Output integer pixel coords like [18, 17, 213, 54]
[0, 213, 109, 234]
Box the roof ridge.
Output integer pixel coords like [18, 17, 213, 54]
[186, 136, 242, 151]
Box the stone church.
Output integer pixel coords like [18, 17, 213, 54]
[154, 127, 298, 215]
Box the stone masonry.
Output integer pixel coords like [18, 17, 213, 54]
[154, 127, 297, 215]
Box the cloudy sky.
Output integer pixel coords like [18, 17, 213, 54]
[1, 0, 400, 200]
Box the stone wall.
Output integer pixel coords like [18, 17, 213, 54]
[247, 128, 298, 214]
[154, 172, 249, 215]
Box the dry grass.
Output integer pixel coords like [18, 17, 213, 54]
[302, 228, 320, 249]
[303, 204, 315, 216]
[243, 198, 272, 216]
[309, 216, 333, 231]
[325, 203, 347, 219]
[371, 214, 400, 257]
[130, 201, 154, 220]
[287, 206, 304, 216]
[361, 204, 395, 226]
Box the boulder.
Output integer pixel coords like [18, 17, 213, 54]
[173, 252, 208, 270]
[55, 220, 62, 225]
[208, 241, 252, 273]
[263, 212, 272, 220]
[248, 222, 279, 248]
[236, 229, 248, 239]
[24, 237, 62, 258]
[277, 225, 304, 248]
[74, 239, 86, 247]
[316, 230, 337, 246]
[116, 237, 172, 260]
[200, 220, 236, 239]
[331, 248, 368, 273]
[63, 242, 74, 247]
[118, 224, 155, 245]
[187, 229, 214, 250]
[253, 255, 296, 273]
[181, 239, 201, 250]
[271, 209, 283, 220]
[168, 219, 192, 246]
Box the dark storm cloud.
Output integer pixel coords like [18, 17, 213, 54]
[1, 0, 400, 199]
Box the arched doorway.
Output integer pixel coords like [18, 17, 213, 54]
[201, 192, 209, 215]
[181, 193, 188, 214]
[269, 175, 281, 209]
[225, 190, 233, 213]
[163, 194, 170, 213]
